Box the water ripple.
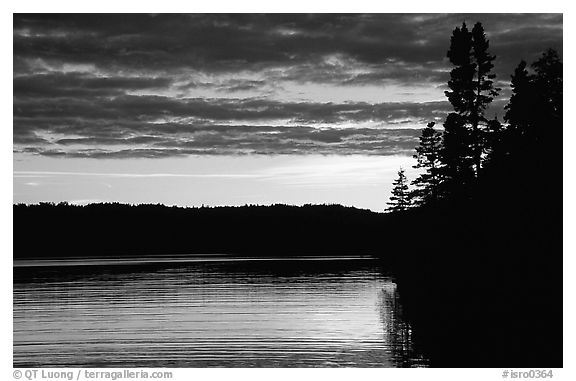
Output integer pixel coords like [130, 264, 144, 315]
[14, 257, 427, 367]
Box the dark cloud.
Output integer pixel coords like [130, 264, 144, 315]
[13, 14, 561, 76]
[13, 95, 433, 157]
[14, 125, 421, 158]
[14, 72, 172, 98]
[14, 93, 450, 125]
[13, 13, 562, 158]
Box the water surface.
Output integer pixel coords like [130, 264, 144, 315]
[14, 256, 427, 367]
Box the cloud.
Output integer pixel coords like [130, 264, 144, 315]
[13, 123, 423, 158]
[13, 171, 263, 179]
[13, 88, 441, 157]
[13, 14, 561, 76]
[15, 93, 450, 123]
[13, 13, 562, 158]
[14, 72, 173, 98]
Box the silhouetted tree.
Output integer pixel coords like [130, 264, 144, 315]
[387, 168, 411, 212]
[532, 49, 562, 112]
[482, 116, 505, 168]
[504, 49, 562, 167]
[438, 112, 475, 199]
[411, 122, 443, 206]
[444, 22, 500, 177]
[504, 60, 534, 139]
[530, 49, 562, 167]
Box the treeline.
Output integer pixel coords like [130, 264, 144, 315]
[14, 203, 395, 259]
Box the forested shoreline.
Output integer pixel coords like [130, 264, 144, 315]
[14, 203, 387, 259]
[385, 22, 562, 367]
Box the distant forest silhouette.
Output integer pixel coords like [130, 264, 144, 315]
[13, 21, 562, 368]
[14, 203, 387, 258]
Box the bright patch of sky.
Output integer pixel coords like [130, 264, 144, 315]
[14, 153, 421, 212]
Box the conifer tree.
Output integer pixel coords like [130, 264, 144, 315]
[386, 168, 411, 212]
[444, 22, 500, 177]
[531, 48, 562, 162]
[439, 112, 475, 197]
[482, 116, 506, 169]
[532, 49, 562, 120]
[504, 49, 562, 172]
[411, 122, 443, 206]
[504, 60, 534, 137]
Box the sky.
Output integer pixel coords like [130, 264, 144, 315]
[13, 13, 563, 211]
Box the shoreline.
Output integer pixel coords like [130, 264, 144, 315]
[13, 254, 379, 268]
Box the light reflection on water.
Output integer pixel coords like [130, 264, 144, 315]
[13, 257, 428, 367]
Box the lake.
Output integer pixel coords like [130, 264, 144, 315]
[13, 256, 428, 367]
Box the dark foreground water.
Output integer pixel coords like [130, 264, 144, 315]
[14, 256, 428, 367]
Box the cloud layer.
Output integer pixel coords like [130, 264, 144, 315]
[13, 14, 562, 158]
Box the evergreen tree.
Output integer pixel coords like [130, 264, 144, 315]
[531, 48, 562, 165]
[439, 112, 475, 198]
[475, 49, 562, 211]
[482, 116, 505, 166]
[504, 60, 534, 137]
[532, 48, 562, 119]
[386, 168, 411, 212]
[503, 49, 562, 184]
[444, 22, 500, 177]
[411, 122, 443, 206]
[445, 22, 476, 117]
